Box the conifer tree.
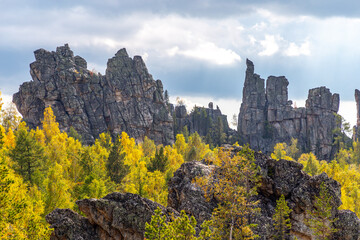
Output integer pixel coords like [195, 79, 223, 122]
[273, 194, 292, 240]
[305, 182, 338, 240]
[106, 135, 128, 184]
[147, 147, 169, 173]
[145, 208, 170, 240]
[68, 126, 82, 143]
[9, 126, 46, 185]
[170, 210, 197, 240]
[303, 153, 319, 176]
[286, 138, 300, 160]
[145, 208, 212, 240]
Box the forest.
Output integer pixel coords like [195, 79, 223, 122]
[0, 93, 360, 239]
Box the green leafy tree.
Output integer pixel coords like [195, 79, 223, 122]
[305, 182, 338, 240]
[145, 208, 170, 240]
[273, 195, 292, 240]
[170, 210, 197, 240]
[145, 208, 212, 240]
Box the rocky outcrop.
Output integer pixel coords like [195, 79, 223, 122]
[13, 44, 174, 145]
[238, 59, 340, 160]
[173, 102, 235, 145]
[167, 160, 217, 226]
[168, 147, 360, 240]
[47, 149, 360, 240]
[46, 192, 179, 240]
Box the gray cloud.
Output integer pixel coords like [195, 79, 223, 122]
[1, 0, 360, 105]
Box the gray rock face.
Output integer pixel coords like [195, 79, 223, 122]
[167, 160, 217, 226]
[238, 59, 340, 160]
[168, 148, 360, 240]
[47, 192, 179, 240]
[46, 208, 100, 240]
[13, 44, 174, 145]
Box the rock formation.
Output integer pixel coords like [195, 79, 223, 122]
[13, 44, 174, 145]
[173, 102, 235, 145]
[47, 148, 360, 240]
[238, 59, 340, 160]
[168, 146, 360, 239]
[46, 192, 179, 240]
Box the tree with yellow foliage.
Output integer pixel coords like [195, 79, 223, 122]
[43, 163, 73, 215]
[271, 143, 293, 161]
[196, 146, 260, 240]
[0, 155, 50, 239]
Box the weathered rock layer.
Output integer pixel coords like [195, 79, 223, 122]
[13, 44, 174, 145]
[46, 192, 178, 240]
[238, 59, 340, 160]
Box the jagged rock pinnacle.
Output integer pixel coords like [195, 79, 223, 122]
[13, 44, 174, 145]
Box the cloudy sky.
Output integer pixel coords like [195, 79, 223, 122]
[1, 0, 360, 126]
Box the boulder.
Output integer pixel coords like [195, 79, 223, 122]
[47, 192, 178, 240]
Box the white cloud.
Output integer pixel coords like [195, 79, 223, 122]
[285, 40, 311, 56]
[142, 52, 149, 61]
[259, 35, 279, 56]
[167, 46, 179, 57]
[168, 41, 241, 65]
[339, 100, 357, 128]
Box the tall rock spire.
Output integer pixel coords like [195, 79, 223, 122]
[238, 60, 340, 160]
